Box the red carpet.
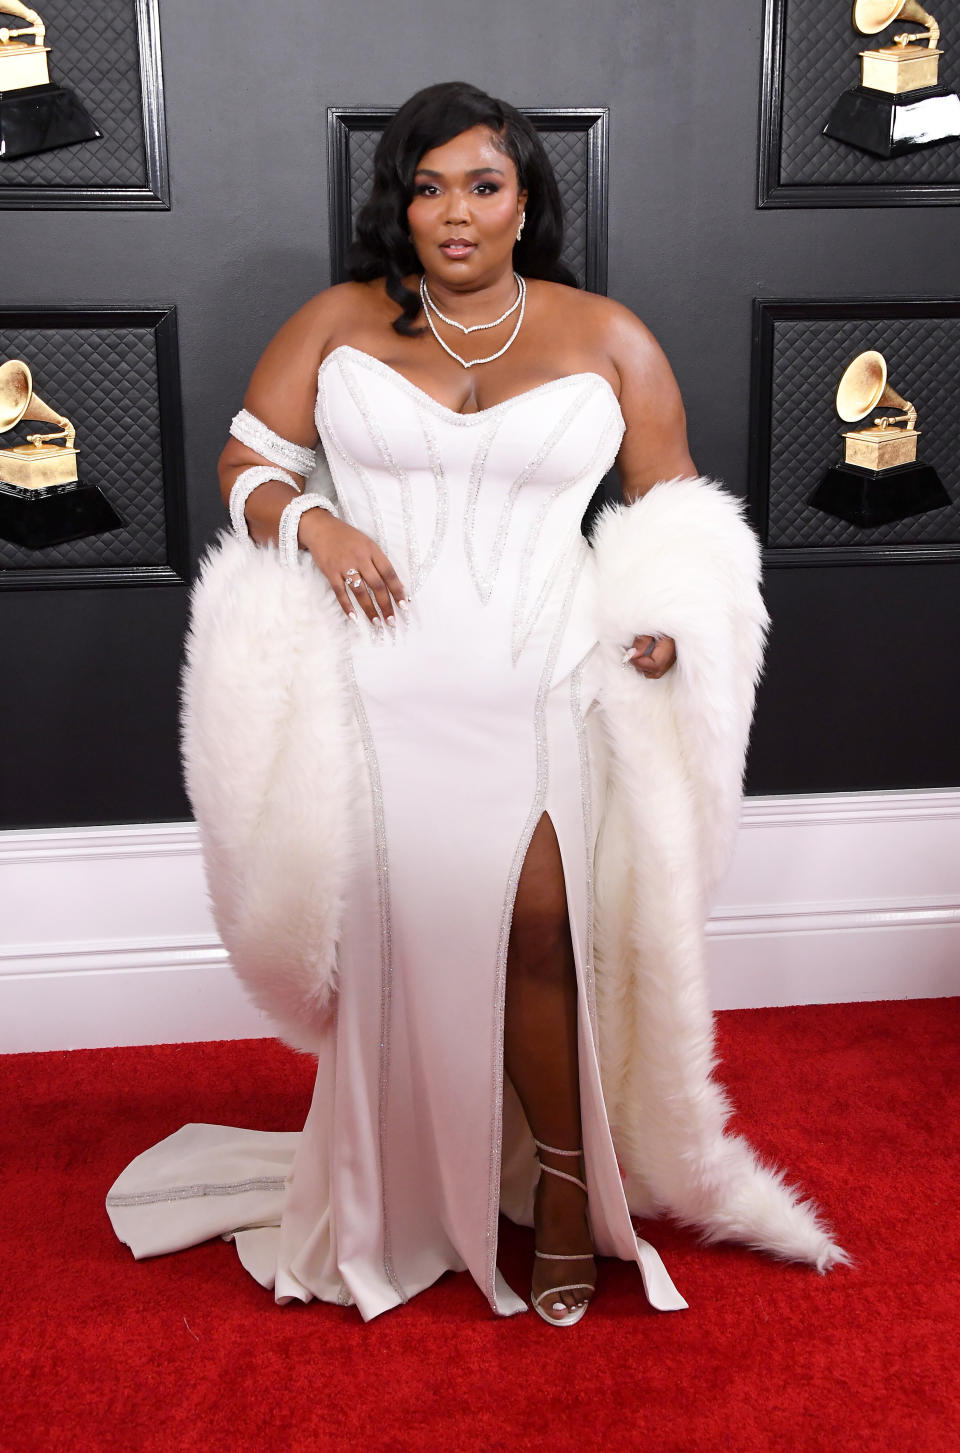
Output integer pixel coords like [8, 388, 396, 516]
[2, 998, 957, 1452]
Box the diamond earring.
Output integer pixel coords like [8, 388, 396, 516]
[516, 209, 526, 242]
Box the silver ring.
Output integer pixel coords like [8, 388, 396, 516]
[344, 569, 362, 588]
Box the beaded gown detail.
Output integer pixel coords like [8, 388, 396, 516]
[106, 345, 687, 1319]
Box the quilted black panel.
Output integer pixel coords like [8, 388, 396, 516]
[775, 0, 960, 187]
[765, 313, 960, 550]
[0, 322, 169, 571]
[0, 0, 146, 189]
[345, 123, 594, 285]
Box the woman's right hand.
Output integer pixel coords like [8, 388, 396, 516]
[300, 509, 408, 627]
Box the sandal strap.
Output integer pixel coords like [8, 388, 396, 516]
[535, 1249, 594, 1260]
[537, 1162, 587, 1193]
[533, 1138, 583, 1156]
[532, 1283, 595, 1308]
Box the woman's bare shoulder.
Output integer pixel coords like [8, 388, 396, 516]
[244, 282, 389, 396]
[529, 281, 667, 380]
[581, 292, 667, 370]
[530, 278, 646, 324]
[236, 283, 374, 436]
[588, 297, 684, 406]
[269, 281, 381, 351]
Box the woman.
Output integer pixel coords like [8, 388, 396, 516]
[106, 83, 847, 1324]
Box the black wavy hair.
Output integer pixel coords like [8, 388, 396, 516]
[346, 81, 578, 335]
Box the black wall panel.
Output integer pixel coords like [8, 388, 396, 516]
[1, 0, 958, 826]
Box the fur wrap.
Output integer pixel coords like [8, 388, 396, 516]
[180, 475, 849, 1274]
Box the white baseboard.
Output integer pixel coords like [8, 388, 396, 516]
[2, 789, 958, 1052]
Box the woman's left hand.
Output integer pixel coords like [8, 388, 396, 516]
[622, 634, 677, 678]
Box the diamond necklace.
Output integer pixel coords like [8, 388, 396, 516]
[421, 272, 523, 334]
[420, 274, 527, 370]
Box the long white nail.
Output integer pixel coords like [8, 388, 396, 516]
[621, 648, 638, 665]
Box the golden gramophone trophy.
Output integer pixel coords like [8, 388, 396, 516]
[0, 3, 101, 161]
[823, 2, 960, 155]
[809, 350, 950, 526]
[0, 359, 123, 547]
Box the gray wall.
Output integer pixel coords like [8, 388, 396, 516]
[2, 0, 958, 827]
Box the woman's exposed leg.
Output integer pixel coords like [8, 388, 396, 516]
[504, 811, 595, 1321]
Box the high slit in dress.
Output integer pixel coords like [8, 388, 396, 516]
[106, 345, 687, 1320]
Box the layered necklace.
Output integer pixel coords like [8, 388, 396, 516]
[420, 271, 526, 370]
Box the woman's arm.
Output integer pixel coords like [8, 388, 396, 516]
[216, 286, 407, 623]
[604, 302, 698, 503]
[216, 292, 330, 543]
[602, 303, 699, 676]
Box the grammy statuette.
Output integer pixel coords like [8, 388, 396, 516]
[809, 349, 950, 527]
[0, 2, 101, 161]
[0, 359, 123, 548]
[822, 0, 960, 157]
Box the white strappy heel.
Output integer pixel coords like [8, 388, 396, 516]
[531, 1138, 596, 1327]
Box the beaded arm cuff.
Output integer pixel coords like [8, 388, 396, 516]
[229, 408, 318, 479]
[229, 465, 299, 547]
[278, 492, 341, 568]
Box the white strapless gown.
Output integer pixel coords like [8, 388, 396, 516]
[106, 345, 687, 1320]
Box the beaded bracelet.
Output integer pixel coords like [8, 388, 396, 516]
[229, 409, 318, 479]
[278, 492, 340, 569]
[229, 466, 299, 548]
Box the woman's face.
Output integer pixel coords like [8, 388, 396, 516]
[406, 124, 528, 287]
